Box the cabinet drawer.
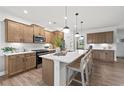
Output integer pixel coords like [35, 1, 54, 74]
[25, 53, 36, 57]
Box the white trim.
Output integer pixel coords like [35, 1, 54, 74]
[0, 71, 5, 76]
[54, 60, 60, 86]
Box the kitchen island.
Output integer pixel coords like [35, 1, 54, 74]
[40, 50, 87, 86]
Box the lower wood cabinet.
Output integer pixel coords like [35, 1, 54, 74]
[25, 53, 36, 70]
[5, 53, 36, 76]
[42, 58, 54, 86]
[92, 50, 114, 62]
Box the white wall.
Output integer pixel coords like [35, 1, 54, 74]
[116, 29, 124, 57]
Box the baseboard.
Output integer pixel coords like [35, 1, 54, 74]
[0, 71, 5, 76]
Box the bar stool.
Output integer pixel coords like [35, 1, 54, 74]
[66, 49, 92, 86]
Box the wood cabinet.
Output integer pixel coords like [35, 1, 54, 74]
[92, 50, 100, 60]
[52, 31, 64, 40]
[5, 54, 25, 76]
[32, 24, 45, 36]
[5, 19, 24, 42]
[45, 31, 53, 43]
[92, 50, 114, 62]
[87, 34, 92, 44]
[5, 53, 36, 76]
[5, 19, 64, 44]
[87, 31, 113, 44]
[106, 31, 113, 43]
[25, 53, 36, 70]
[23, 25, 34, 43]
[42, 58, 54, 86]
[5, 19, 33, 43]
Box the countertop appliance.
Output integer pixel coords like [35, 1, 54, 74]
[33, 35, 46, 43]
[32, 49, 54, 68]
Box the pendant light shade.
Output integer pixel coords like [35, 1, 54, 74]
[80, 36, 84, 40]
[63, 26, 70, 33]
[63, 6, 70, 33]
[75, 13, 80, 37]
[75, 32, 80, 37]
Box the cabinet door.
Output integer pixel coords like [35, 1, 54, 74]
[7, 55, 17, 76]
[87, 34, 93, 44]
[53, 31, 64, 40]
[105, 31, 113, 43]
[92, 50, 100, 60]
[25, 53, 36, 70]
[5, 20, 24, 42]
[33, 25, 45, 36]
[45, 31, 52, 43]
[42, 58, 54, 86]
[105, 51, 114, 62]
[23, 25, 33, 43]
[30, 55, 36, 69]
[39, 26, 45, 36]
[92, 33, 98, 43]
[33, 25, 40, 36]
[100, 51, 106, 61]
[16, 54, 25, 73]
[25, 55, 31, 70]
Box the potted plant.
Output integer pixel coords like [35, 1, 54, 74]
[53, 36, 63, 53]
[1, 47, 16, 53]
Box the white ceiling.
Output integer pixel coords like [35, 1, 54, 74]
[0, 6, 124, 32]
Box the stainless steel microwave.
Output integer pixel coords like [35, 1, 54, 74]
[33, 35, 46, 43]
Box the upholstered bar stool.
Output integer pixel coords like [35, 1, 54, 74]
[66, 50, 92, 86]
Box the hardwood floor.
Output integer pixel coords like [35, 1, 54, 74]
[0, 68, 46, 86]
[89, 58, 124, 86]
[0, 58, 124, 86]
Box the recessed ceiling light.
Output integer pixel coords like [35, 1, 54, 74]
[74, 25, 77, 28]
[24, 10, 28, 14]
[48, 21, 52, 24]
[64, 16, 67, 19]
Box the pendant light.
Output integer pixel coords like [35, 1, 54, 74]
[80, 21, 84, 40]
[75, 13, 80, 37]
[62, 6, 70, 33]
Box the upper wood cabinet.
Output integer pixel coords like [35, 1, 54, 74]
[5, 19, 33, 43]
[32, 24, 45, 36]
[4, 19, 64, 44]
[52, 31, 64, 40]
[105, 31, 113, 43]
[87, 33, 93, 44]
[87, 31, 113, 44]
[5, 19, 24, 42]
[45, 30, 53, 43]
[23, 25, 34, 43]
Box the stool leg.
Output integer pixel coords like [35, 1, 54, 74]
[66, 67, 70, 86]
[85, 65, 89, 85]
[81, 70, 85, 86]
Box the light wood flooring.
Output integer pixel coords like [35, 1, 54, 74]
[89, 58, 124, 86]
[0, 58, 124, 86]
[0, 68, 46, 86]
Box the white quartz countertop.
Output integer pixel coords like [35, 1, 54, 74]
[3, 51, 36, 56]
[40, 50, 88, 64]
[93, 48, 115, 51]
